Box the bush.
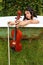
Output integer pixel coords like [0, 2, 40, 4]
[0, 0, 43, 16]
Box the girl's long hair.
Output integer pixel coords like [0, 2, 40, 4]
[23, 6, 37, 20]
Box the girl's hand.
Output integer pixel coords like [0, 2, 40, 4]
[8, 20, 20, 27]
[14, 20, 21, 28]
[8, 21, 13, 25]
[8, 21, 16, 26]
[15, 20, 20, 24]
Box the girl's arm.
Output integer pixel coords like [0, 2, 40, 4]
[8, 20, 39, 27]
[8, 21, 19, 25]
[30, 20, 39, 24]
[16, 20, 39, 27]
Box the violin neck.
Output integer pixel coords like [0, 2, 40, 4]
[13, 27, 17, 40]
[13, 13, 21, 40]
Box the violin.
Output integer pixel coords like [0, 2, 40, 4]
[10, 10, 22, 52]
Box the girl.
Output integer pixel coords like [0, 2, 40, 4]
[8, 6, 39, 27]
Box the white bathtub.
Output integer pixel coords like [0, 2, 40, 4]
[0, 16, 43, 27]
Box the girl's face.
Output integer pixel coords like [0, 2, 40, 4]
[25, 11, 32, 19]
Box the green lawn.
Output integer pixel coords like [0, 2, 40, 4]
[0, 27, 43, 65]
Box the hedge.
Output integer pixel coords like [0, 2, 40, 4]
[0, 0, 43, 16]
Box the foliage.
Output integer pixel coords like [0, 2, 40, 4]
[0, 0, 43, 16]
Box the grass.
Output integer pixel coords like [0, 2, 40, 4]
[0, 40, 8, 65]
[0, 27, 43, 65]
